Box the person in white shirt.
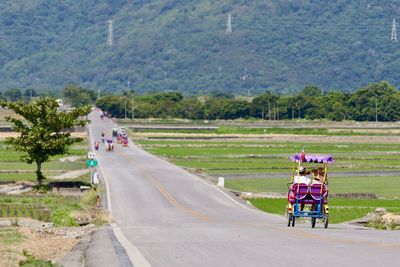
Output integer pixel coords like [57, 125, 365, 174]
[293, 166, 311, 185]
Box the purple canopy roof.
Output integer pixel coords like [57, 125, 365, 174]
[290, 154, 335, 164]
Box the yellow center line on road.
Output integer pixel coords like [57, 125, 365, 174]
[118, 150, 213, 223]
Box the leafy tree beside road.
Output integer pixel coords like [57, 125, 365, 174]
[0, 98, 90, 186]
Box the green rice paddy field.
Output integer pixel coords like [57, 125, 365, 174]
[0, 142, 88, 183]
[0, 140, 94, 227]
[136, 140, 400, 178]
[132, 126, 400, 223]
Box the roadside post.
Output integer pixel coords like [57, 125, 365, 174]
[86, 152, 100, 204]
[217, 177, 225, 188]
[86, 152, 98, 186]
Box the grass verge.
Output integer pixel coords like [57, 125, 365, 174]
[249, 198, 400, 224]
[225, 176, 400, 198]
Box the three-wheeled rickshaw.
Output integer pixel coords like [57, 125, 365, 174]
[287, 154, 334, 228]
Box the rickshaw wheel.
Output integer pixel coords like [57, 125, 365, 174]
[311, 217, 316, 228]
[324, 215, 329, 228]
[291, 216, 295, 227]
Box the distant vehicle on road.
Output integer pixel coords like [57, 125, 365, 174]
[106, 139, 114, 151]
[112, 128, 118, 137]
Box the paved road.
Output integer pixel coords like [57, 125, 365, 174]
[88, 110, 400, 267]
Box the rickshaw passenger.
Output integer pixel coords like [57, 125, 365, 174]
[311, 168, 326, 185]
[293, 166, 311, 185]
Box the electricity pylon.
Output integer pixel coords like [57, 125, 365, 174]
[391, 18, 397, 42]
[226, 14, 232, 34]
[108, 20, 114, 47]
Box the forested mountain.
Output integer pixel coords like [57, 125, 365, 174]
[1, 0, 400, 95]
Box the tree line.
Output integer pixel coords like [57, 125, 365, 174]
[94, 81, 400, 122]
[3, 81, 400, 122]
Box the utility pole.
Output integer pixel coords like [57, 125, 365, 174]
[124, 100, 127, 119]
[132, 96, 135, 120]
[108, 20, 114, 47]
[273, 107, 276, 120]
[298, 106, 301, 119]
[276, 106, 279, 120]
[261, 107, 264, 120]
[226, 14, 232, 35]
[292, 106, 294, 120]
[391, 18, 398, 42]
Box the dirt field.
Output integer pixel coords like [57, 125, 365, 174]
[0, 219, 95, 266]
[0, 131, 87, 140]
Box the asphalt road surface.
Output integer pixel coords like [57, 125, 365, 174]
[88, 110, 400, 267]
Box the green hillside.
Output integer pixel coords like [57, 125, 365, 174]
[1, 0, 400, 94]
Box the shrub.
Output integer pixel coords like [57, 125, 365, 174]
[51, 209, 78, 227]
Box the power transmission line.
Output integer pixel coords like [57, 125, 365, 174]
[234, 18, 394, 31]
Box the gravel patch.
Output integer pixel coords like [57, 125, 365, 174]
[52, 169, 90, 180]
[59, 156, 84, 162]
[0, 183, 33, 194]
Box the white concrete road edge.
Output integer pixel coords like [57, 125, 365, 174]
[88, 125, 152, 267]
